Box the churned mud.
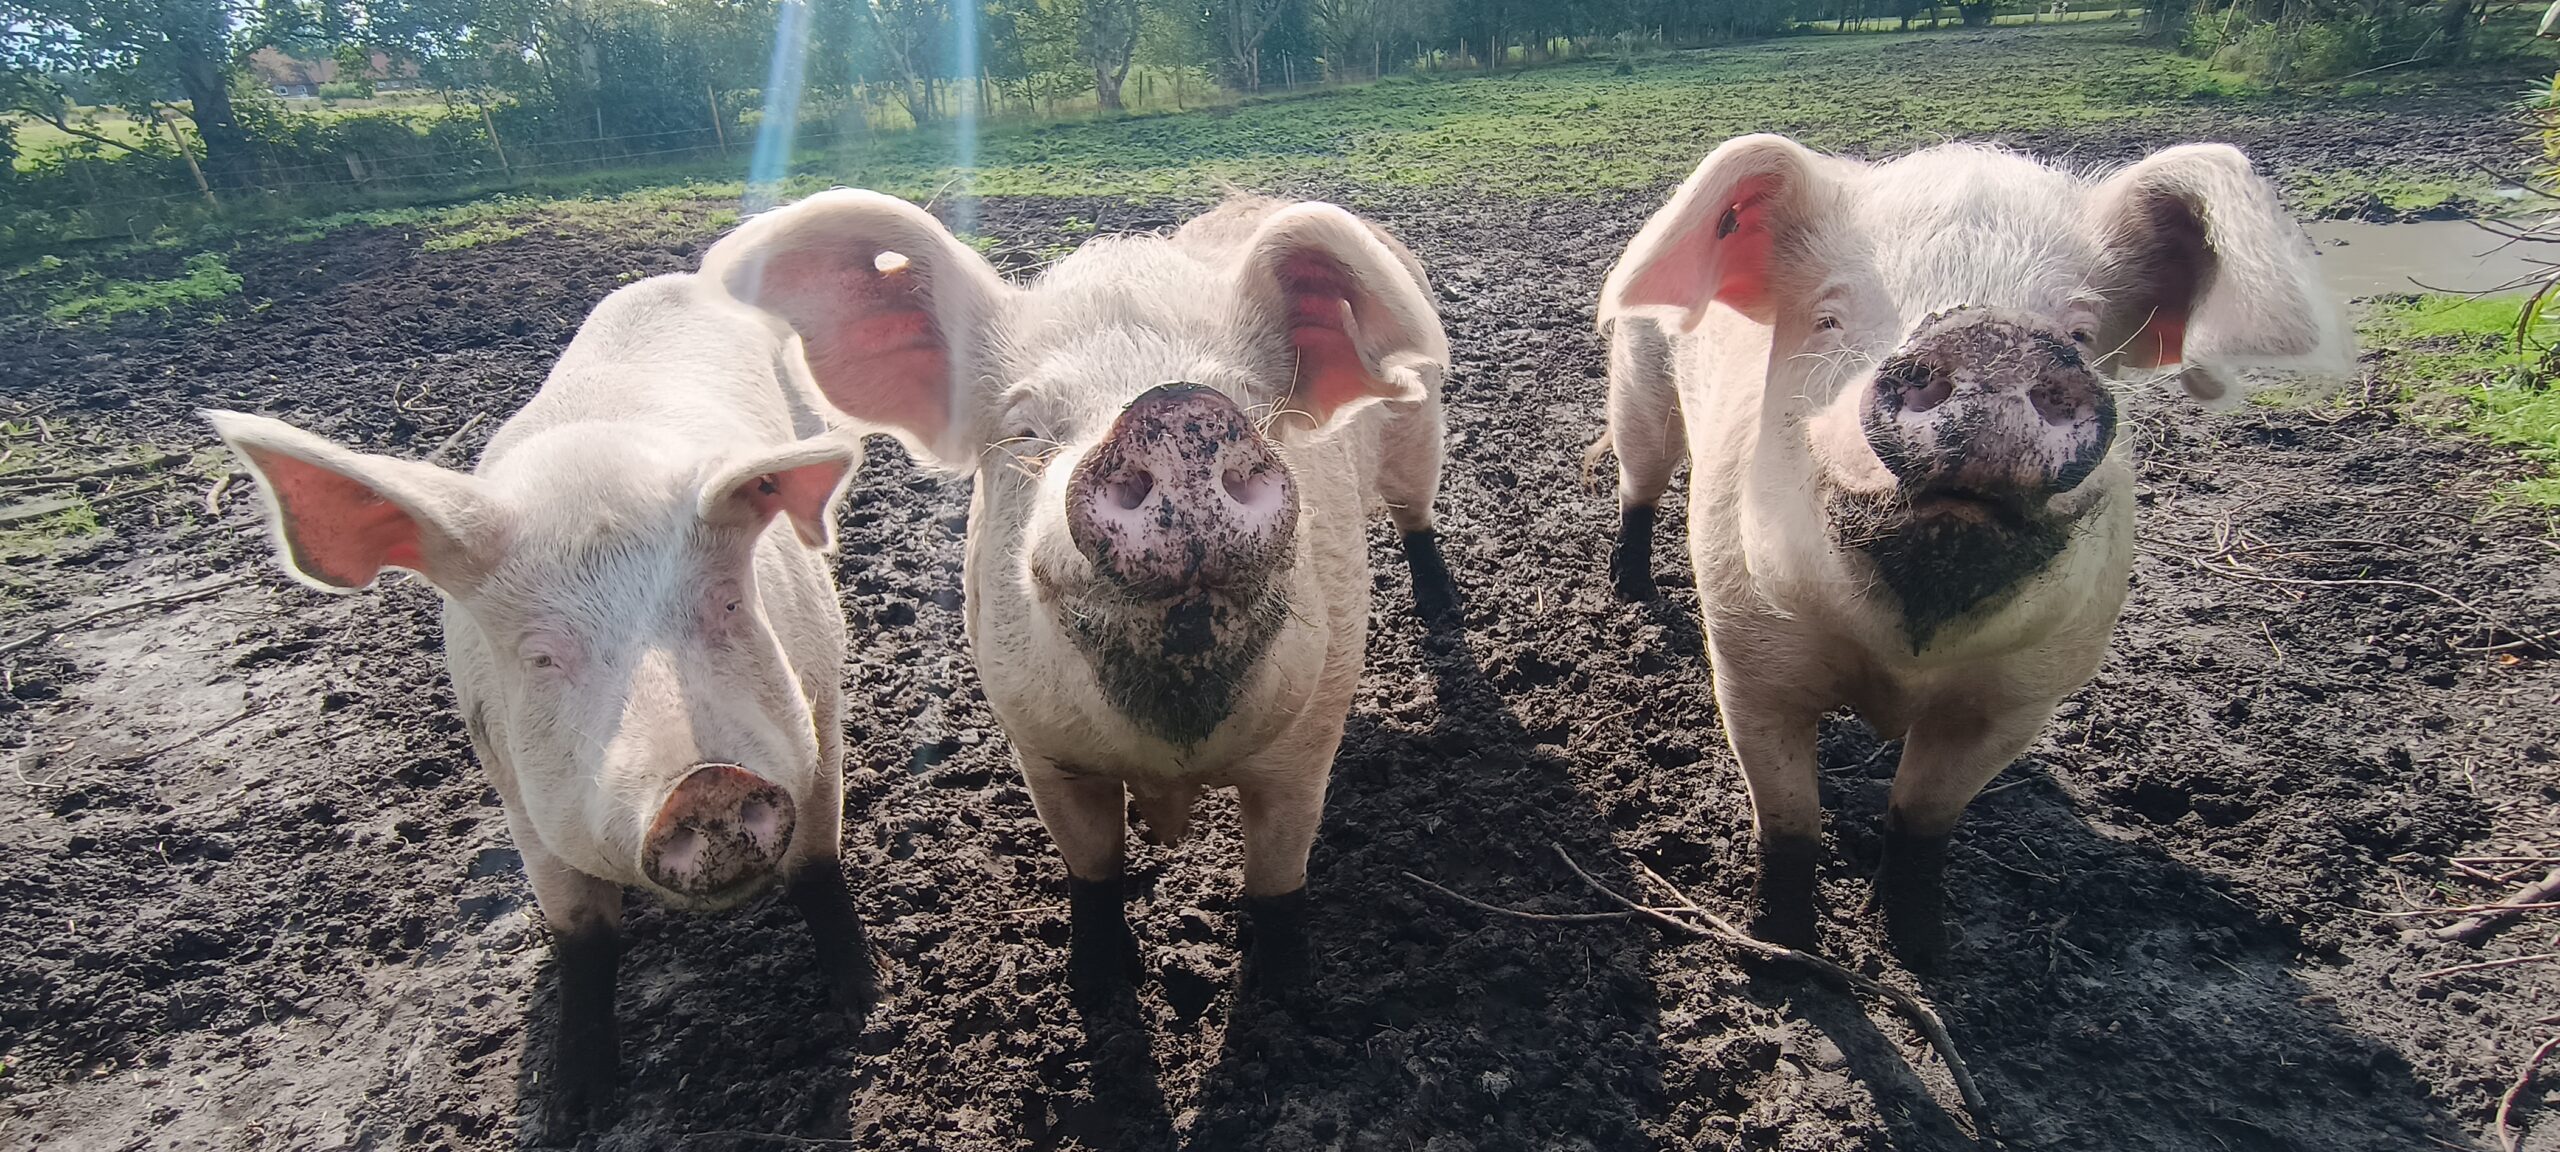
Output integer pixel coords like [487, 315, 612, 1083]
[4, 120, 2559, 1151]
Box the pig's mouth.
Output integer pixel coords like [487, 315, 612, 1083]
[1828, 483, 2089, 650]
[1047, 571, 1294, 747]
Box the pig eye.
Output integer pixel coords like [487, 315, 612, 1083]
[528, 653, 555, 669]
[1814, 316, 1842, 333]
[2069, 328, 2095, 345]
[724, 600, 740, 613]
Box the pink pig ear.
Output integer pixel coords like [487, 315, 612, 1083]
[699, 434, 864, 552]
[704, 190, 1017, 471]
[1599, 134, 1825, 332]
[1232, 203, 1449, 432]
[203, 409, 499, 594]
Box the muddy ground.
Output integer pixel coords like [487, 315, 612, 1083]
[5, 97, 2560, 1152]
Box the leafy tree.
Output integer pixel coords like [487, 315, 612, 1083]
[1, 0, 261, 184]
[1081, 0, 1141, 108]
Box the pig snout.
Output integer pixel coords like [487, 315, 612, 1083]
[1066, 383, 1300, 596]
[1861, 308, 2117, 509]
[643, 763, 797, 898]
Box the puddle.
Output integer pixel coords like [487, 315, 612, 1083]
[2304, 219, 2546, 301]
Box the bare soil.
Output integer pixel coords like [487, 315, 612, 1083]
[4, 162, 2559, 1151]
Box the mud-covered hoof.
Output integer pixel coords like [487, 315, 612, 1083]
[1610, 505, 1658, 602]
[1877, 823, 1952, 970]
[1400, 530, 1462, 623]
[538, 928, 622, 1141]
[1751, 835, 1822, 951]
[788, 864, 882, 1016]
[1240, 887, 1313, 1001]
[1068, 875, 1144, 990]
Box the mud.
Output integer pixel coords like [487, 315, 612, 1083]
[4, 163, 2560, 1150]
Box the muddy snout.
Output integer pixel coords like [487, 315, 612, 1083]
[643, 763, 796, 899]
[1066, 383, 1300, 596]
[1861, 308, 2118, 509]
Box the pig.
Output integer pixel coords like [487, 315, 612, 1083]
[1594, 136, 2349, 962]
[703, 191, 1454, 993]
[203, 273, 879, 1134]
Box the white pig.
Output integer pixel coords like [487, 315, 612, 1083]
[1595, 137, 2348, 962]
[704, 191, 1453, 994]
[204, 273, 876, 1134]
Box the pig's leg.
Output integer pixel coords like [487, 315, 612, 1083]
[475, 704, 622, 1135]
[1235, 768, 1328, 994]
[1023, 758, 1142, 986]
[1874, 704, 2053, 967]
[1604, 317, 1685, 601]
[517, 832, 625, 1137]
[1715, 675, 1824, 950]
[1377, 390, 1459, 622]
[785, 730, 879, 1015]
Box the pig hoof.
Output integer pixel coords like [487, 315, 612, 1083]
[1240, 887, 1313, 998]
[1876, 824, 1952, 969]
[1751, 836, 1822, 951]
[1610, 506, 1658, 601]
[787, 865, 881, 1015]
[541, 927, 622, 1139]
[1400, 531, 1462, 623]
[1068, 875, 1144, 989]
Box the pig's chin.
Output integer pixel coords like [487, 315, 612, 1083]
[1825, 483, 2089, 650]
[1044, 567, 1293, 748]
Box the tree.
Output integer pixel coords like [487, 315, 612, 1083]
[860, 0, 951, 126]
[1, 0, 262, 185]
[1214, 0, 1287, 89]
[1081, 0, 1141, 109]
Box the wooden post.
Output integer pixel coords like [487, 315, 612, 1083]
[156, 107, 218, 210]
[479, 100, 514, 179]
[707, 86, 729, 157]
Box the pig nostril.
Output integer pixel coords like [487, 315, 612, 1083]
[1222, 466, 1272, 510]
[738, 798, 778, 845]
[1109, 471, 1154, 511]
[658, 828, 704, 878]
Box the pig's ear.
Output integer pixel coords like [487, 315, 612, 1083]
[699, 434, 865, 553]
[704, 189, 1015, 470]
[2089, 144, 2352, 404]
[1232, 203, 1450, 431]
[203, 409, 498, 594]
[1599, 134, 1824, 332]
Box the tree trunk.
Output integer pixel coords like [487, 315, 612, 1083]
[171, 47, 255, 188]
[1096, 65, 1125, 110]
[1959, 0, 1994, 23]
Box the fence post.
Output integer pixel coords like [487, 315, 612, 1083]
[156, 107, 218, 211]
[707, 86, 730, 158]
[479, 100, 514, 180]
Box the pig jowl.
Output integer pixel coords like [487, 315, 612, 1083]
[1057, 383, 1301, 746]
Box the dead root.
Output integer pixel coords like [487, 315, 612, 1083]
[1413, 844, 2000, 1149]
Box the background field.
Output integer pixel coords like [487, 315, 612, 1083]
[3, 20, 2560, 1152]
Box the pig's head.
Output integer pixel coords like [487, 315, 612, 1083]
[706, 191, 1441, 746]
[1599, 135, 2348, 640]
[205, 410, 861, 909]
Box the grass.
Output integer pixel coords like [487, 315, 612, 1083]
[43, 253, 243, 323]
[2359, 294, 2560, 506]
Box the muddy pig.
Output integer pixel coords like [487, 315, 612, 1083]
[204, 273, 877, 1134]
[1595, 137, 2349, 962]
[705, 191, 1454, 993]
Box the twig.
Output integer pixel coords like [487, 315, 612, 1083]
[2373, 901, 2560, 919]
[683, 1132, 867, 1149]
[1548, 846, 1997, 1144]
[2497, 1034, 2560, 1152]
[0, 576, 252, 659]
[2434, 869, 2560, 944]
[1406, 870, 1643, 923]
[0, 451, 190, 488]
[203, 473, 231, 515]
[2183, 557, 2559, 657]
[425, 412, 488, 466]
[2415, 952, 2560, 980]
[128, 706, 256, 762]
